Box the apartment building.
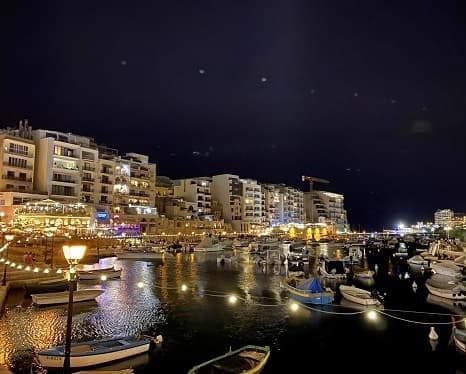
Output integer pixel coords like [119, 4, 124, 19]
[211, 174, 242, 231]
[211, 174, 263, 232]
[304, 190, 347, 229]
[434, 209, 454, 227]
[33, 129, 99, 202]
[173, 177, 212, 218]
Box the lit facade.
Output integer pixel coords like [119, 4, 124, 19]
[173, 177, 212, 218]
[434, 209, 454, 227]
[304, 190, 347, 228]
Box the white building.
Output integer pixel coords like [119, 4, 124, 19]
[262, 184, 304, 226]
[304, 190, 347, 229]
[173, 177, 212, 218]
[434, 209, 454, 227]
[33, 129, 99, 202]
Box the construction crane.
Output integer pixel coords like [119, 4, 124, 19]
[301, 175, 330, 193]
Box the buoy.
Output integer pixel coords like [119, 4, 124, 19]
[155, 335, 163, 344]
[429, 326, 439, 341]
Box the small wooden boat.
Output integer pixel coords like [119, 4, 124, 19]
[24, 277, 69, 295]
[38, 335, 154, 369]
[78, 268, 122, 280]
[31, 289, 105, 306]
[339, 285, 381, 306]
[188, 345, 270, 374]
[281, 277, 334, 305]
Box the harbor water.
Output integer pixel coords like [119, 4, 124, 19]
[0, 243, 464, 373]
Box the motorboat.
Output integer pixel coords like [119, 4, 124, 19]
[194, 236, 224, 252]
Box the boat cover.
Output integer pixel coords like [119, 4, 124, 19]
[297, 278, 324, 293]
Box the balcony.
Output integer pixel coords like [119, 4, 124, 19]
[100, 180, 112, 185]
[82, 177, 94, 182]
[2, 175, 32, 182]
[101, 169, 113, 175]
[3, 162, 33, 170]
[4, 149, 34, 158]
[82, 166, 95, 172]
[52, 175, 77, 182]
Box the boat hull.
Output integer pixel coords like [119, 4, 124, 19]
[425, 281, 466, 301]
[282, 281, 334, 305]
[188, 345, 270, 374]
[31, 289, 105, 306]
[38, 338, 150, 368]
[339, 285, 381, 306]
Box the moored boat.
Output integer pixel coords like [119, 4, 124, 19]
[78, 268, 122, 280]
[452, 326, 466, 354]
[187, 345, 270, 374]
[38, 335, 155, 369]
[281, 276, 334, 305]
[339, 284, 382, 306]
[31, 289, 105, 306]
[425, 278, 466, 301]
[24, 277, 69, 295]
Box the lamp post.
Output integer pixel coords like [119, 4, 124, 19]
[96, 231, 103, 261]
[445, 226, 452, 240]
[1, 234, 15, 286]
[63, 244, 86, 374]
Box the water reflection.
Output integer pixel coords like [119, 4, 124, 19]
[0, 243, 463, 373]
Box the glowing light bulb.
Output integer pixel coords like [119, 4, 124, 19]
[137, 282, 144, 288]
[228, 295, 238, 304]
[366, 310, 378, 321]
[290, 302, 299, 312]
[100, 275, 107, 281]
[181, 284, 188, 292]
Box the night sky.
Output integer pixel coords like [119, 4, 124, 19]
[2, 1, 466, 231]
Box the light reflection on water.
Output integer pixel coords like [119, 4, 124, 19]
[0, 244, 464, 373]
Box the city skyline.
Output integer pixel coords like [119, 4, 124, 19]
[2, 1, 466, 230]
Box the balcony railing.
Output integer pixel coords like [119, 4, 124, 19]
[3, 162, 33, 170]
[2, 175, 32, 182]
[4, 149, 34, 158]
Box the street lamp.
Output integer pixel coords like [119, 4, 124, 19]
[1, 234, 15, 286]
[445, 226, 452, 240]
[63, 244, 86, 374]
[96, 231, 103, 261]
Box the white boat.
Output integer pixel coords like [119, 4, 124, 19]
[78, 268, 122, 280]
[32, 289, 105, 306]
[339, 285, 382, 306]
[425, 278, 466, 301]
[38, 335, 155, 368]
[407, 255, 430, 272]
[430, 261, 463, 280]
[452, 326, 466, 354]
[194, 236, 224, 252]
